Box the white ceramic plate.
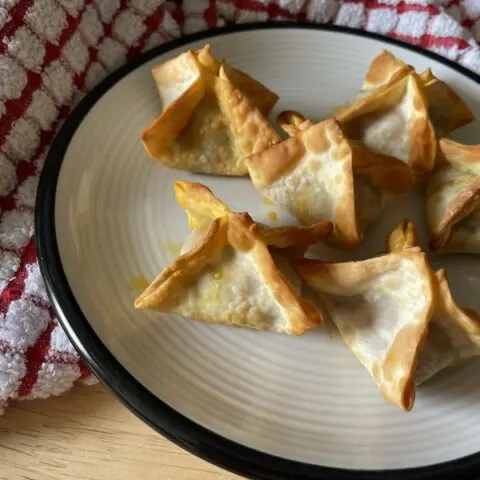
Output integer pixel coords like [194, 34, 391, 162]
[36, 24, 480, 479]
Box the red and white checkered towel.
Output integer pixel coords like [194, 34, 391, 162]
[0, 0, 479, 413]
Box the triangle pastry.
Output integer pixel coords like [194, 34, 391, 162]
[336, 50, 474, 136]
[247, 116, 414, 248]
[387, 220, 480, 385]
[295, 222, 435, 410]
[135, 181, 331, 335]
[142, 45, 280, 176]
[336, 72, 437, 176]
[426, 139, 480, 254]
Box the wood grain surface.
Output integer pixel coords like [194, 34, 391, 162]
[0, 384, 241, 480]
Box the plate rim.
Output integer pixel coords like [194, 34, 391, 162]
[35, 22, 480, 480]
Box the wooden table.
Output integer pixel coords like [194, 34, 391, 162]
[0, 384, 241, 480]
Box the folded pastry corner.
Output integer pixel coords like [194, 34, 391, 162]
[337, 50, 474, 136]
[174, 179, 230, 230]
[385, 218, 419, 253]
[420, 68, 475, 136]
[193, 44, 279, 117]
[135, 181, 330, 335]
[356, 49, 414, 99]
[261, 222, 333, 250]
[142, 46, 280, 176]
[295, 222, 436, 410]
[426, 138, 480, 254]
[333, 50, 412, 117]
[336, 72, 437, 176]
[416, 268, 480, 384]
[277, 110, 313, 136]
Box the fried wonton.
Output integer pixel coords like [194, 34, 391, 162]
[142, 45, 280, 176]
[426, 139, 480, 254]
[247, 116, 414, 248]
[387, 220, 480, 384]
[295, 222, 436, 410]
[336, 50, 474, 136]
[135, 181, 330, 335]
[336, 72, 437, 176]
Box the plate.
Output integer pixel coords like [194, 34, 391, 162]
[36, 24, 480, 479]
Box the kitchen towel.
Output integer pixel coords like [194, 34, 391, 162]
[0, 0, 479, 413]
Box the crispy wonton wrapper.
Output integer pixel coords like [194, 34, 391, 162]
[426, 139, 480, 254]
[295, 221, 436, 411]
[336, 72, 437, 176]
[247, 115, 414, 248]
[387, 220, 480, 385]
[135, 181, 331, 335]
[142, 45, 280, 176]
[419, 68, 475, 136]
[336, 50, 474, 136]
[356, 49, 414, 97]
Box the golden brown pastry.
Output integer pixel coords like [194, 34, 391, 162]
[336, 72, 437, 176]
[426, 139, 480, 254]
[277, 110, 313, 136]
[336, 50, 474, 136]
[333, 50, 411, 116]
[387, 220, 480, 384]
[419, 68, 475, 136]
[190, 45, 278, 117]
[295, 221, 436, 411]
[173, 180, 333, 248]
[355, 49, 413, 97]
[135, 181, 331, 335]
[416, 269, 480, 383]
[142, 45, 280, 176]
[247, 116, 414, 248]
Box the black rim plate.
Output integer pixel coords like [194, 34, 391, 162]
[35, 22, 480, 480]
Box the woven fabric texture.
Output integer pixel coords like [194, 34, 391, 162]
[0, 0, 479, 412]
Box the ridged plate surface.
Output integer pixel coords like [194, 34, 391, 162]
[55, 28, 480, 470]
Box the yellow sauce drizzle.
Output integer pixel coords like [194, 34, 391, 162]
[267, 211, 278, 221]
[262, 196, 275, 206]
[128, 275, 150, 292]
